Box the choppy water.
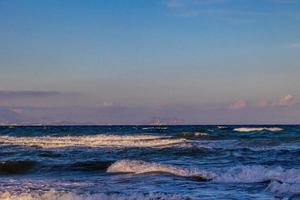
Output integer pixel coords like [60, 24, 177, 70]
[0, 125, 299, 200]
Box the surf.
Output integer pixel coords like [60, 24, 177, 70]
[234, 127, 283, 132]
[107, 159, 215, 181]
[0, 189, 188, 200]
[0, 135, 186, 148]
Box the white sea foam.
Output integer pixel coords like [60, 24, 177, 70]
[1, 162, 300, 199]
[215, 165, 300, 196]
[107, 160, 300, 196]
[107, 160, 300, 186]
[177, 132, 209, 138]
[0, 178, 189, 200]
[266, 181, 300, 196]
[215, 166, 300, 183]
[142, 127, 168, 130]
[107, 160, 216, 180]
[234, 127, 283, 132]
[0, 190, 187, 200]
[0, 135, 186, 149]
[194, 132, 208, 136]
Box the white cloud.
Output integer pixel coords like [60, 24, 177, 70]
[277, 94, 294, 106]
[229, 99, 247, 110]
[259, 95, 295, 107]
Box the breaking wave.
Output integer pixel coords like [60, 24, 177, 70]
[107, 160, 215, 181]
[0, 190, 188, 200]
[217, 126, 228, 129]
[107, 160, 300, 196]
[108, 160, 300, 184]
[176, 132, 209, 139]
[267, 181, 300, 197]
[215, 165, 300, 183]
[142, 127, 168, 130]
[0, 135, 186, 148]
[234, 127, 283, 132]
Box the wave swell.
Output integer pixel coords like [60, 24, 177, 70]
[108, 160, 300, 184]
[176, 132, 209, 139]
[215, 165, 300, 184]
[70, 160, 114, 171]
[107, 160, 215, 181]
[0, 135, 186, 149]
[0, 160, 36, 175]
[234, 127, 283, 132]
[267, 181, 300, 197]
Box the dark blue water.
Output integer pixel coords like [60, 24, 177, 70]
[0, 125, 299, 199]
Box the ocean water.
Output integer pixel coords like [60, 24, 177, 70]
[0, 125, 299, 200]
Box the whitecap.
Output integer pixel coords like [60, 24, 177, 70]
[0, 190, 188, 200]
[215, 165, 300, 184]
[176, 132, 209, 139]
[107, 160, 215, 181]
[234, 127, 283, 132]
[107, 161, 300, 185]
[142, 127, 168, 130]
[0, 135, 186, 149]
[107, 160, 300, 187]
[266, 181, 300, 196]
[194, 132, 208, 136]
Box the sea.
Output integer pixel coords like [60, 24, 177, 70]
[0, 125, 299, 200]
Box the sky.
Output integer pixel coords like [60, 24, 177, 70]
[0, 0, 299, 124]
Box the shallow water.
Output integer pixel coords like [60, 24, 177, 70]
[0, 125, 299, 199]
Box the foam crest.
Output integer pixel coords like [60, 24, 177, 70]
[0, 190, 187, 200]
[215, 166, 300, 184]
[267, 181, 300, 196]
[142, 127, 168, 130]
[176, 132, 209, 139]
[0, 135, 186, 148]
[107, 160, 215, 180]
[107, 161, 300, 185]
[234, 127, 283, 132]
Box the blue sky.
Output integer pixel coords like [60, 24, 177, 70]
[0, 0, 299, 124]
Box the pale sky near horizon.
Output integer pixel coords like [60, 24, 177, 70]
[0, 0, 299, 124]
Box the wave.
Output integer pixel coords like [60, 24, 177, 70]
[0, 160, 36, 175]
[107, 160, 300, 197]
[192, 139, 300, 152]
[217, 126, 229, 129]
[176, 132, 209, 139]
[0, 190, 188, 200]
[0, 135, 186, 149]
[107, 160, 215, 181]
[107, 160, 300, 184]
[215, 165, 300, 184]
[142, 127, 168, 130]
[267, 181, 300, 197]
[234, 127, 283, 132]
[70, 160, 114, 171]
